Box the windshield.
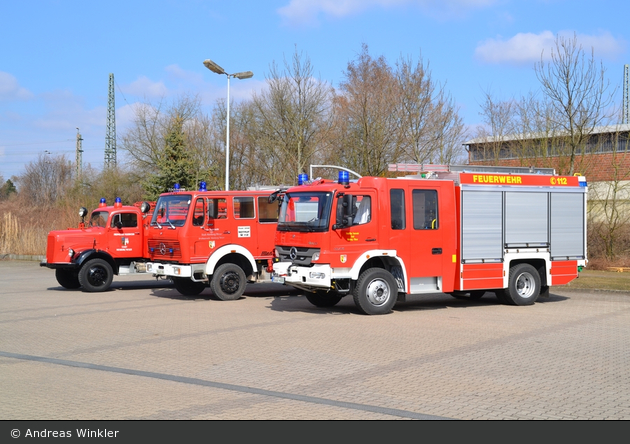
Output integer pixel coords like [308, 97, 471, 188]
[89, 211, 109, 228]
[278, 191, 333, 232]
[151, 194, 191, 228]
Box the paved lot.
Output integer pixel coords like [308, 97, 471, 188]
[1, 259, 630, 420]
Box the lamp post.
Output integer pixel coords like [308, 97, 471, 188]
[203, 59, 253, 191]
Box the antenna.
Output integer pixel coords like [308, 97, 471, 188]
[105, 73, 117, 168]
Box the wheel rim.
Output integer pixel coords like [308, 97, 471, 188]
[219, 271, 241, 295]
[365, 278, 391, 306]
[87, 265, 108, 287]
[515, 272, 536, 299]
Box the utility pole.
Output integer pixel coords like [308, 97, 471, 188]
[105, 73, 117, 168]
[624, 64, 629, 125]
[76, 128, 83, 179]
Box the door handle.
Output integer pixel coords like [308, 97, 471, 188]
[366, 238, 376, 242]
[432, 248, 442, 254]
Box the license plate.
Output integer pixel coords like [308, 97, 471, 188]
[272, 275, 285, 284]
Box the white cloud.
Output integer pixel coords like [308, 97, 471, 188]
[277, 0, 496, 26]
[475, 30, 627, 65]
[0, 71, 34, 101]
[120, 76, 169, 98]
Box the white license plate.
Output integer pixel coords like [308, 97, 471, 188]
[272, 275, 285, 284]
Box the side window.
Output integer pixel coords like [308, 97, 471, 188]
[390, 189, 405, 230]
[208, 198, 227, 220]
[114, 212, 138, 228]
[412, 189, 439, 230]
[234, 197, 255, 219]
[192, 198, 205, 226]
[352, 195, 371, 225]
[258, 196, 279, 223]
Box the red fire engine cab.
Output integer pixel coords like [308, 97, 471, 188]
[143, 182, 281, 300]
[41, 198, 154, 292]
[272, 165, 588, 315]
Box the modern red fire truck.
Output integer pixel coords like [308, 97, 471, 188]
[143, 183, 281, 299]
[41, 198, 154, 292]
[272, 165, 588, 315]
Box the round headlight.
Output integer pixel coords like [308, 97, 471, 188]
[78, 207, 88, 218]
[140, 201, 151, 213]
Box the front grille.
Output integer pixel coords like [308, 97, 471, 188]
[148, 240, 182, 260]
[276, 246, 320, 266]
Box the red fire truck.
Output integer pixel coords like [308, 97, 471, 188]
[41, 198, 154, 292]
[143, 183, 281, 299]
[272, 165, 588, 315]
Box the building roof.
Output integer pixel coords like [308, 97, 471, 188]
[463, 123, 630, 146]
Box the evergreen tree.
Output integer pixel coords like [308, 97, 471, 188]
[143, 116, 198, 200]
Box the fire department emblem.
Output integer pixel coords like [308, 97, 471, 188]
[121, 237, 129, 246]
[340, 254, 347, 263]
[209, 241, 215, 249]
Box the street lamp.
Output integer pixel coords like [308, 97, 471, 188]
[203, 59, 253, 191]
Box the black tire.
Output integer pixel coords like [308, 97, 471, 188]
[172, 277, 206, 296]
[352, 268, 398, 315]
[55, 269, 80, 289]
[494, 290, 509, 304]
[502, 263, 541, 306]
[306, 291, 343, 307]
[78, 258, 114, 292]
[210, 263, 247, 301]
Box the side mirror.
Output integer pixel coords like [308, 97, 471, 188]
[333, 194, 354, 230]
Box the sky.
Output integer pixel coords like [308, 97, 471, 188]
[1, 0, 628, 180]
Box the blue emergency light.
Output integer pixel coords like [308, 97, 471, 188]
[298, 173, 308, 185]
[199, 181, 207, 191]
[338, 170, 349, 185]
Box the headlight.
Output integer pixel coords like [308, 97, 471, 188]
[68, 249, 75, 258]
[312, 252, 320, 261]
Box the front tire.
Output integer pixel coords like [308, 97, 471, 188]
[353, 268, 398, 315]
[78, 258, 114, 292]
[502, 263, 540, 306]
[172, 277, 206, 296]
[306, 291, 342, 307]
[210, 263, 247, 301]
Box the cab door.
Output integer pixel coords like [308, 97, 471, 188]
[108, 211, 143, 258]
[336, 192, 378, 265]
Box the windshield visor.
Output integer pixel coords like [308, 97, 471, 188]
[151, 194, 191, 227]
[278, 191, 333, 232]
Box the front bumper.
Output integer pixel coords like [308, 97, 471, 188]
[272, 261, 334, 290]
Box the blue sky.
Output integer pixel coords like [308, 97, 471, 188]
[1, 0, 628, 179]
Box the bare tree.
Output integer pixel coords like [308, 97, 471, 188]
[333, 43, 403, 176]
[15, 153, 74, 206]
[251, 47, 335, 185]
[396, 54, 466, 165]
[119, 94, 206, 176]
[534, 32, 616, 175]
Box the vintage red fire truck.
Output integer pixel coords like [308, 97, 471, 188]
[41, 198, 154, 292]
[272, 165, 588, 315]
[143, 183, 281, 299]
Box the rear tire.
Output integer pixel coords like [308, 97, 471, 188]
[353, 268, 398, 315]
[306, 291, 342, 307]
[55, 269, 80, 289]
[502, 263, 540, 306]
[172, 277, 206, 296]
[78, 258, 113, 292]
[210, 263, 247, 301]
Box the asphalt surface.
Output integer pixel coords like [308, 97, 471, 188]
[1, 259, 630, 420]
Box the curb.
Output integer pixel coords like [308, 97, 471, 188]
[0, 254, 46, 262]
